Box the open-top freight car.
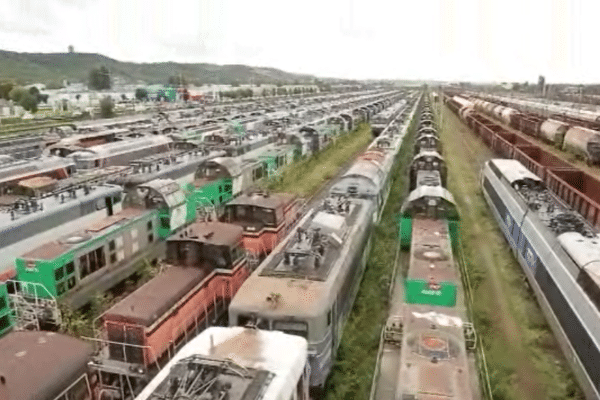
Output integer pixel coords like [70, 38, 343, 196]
[470, 96, 600, 164]
[447, 94, 600, 231]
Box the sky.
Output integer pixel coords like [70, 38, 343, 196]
[0, 0, 597, 83]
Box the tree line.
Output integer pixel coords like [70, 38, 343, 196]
[0, 82, 49, 113]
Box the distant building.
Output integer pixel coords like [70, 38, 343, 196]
[146, 85, 177, 102]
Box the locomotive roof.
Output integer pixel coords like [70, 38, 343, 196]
[489, 159, 542, 185]
[135, 327, 307, 400]
[0, 183, 122, 225]
[177, 221, 243, 246]
[412, 150, 444, 162]
[0, 156, 74, 182]
[230, 197, 372, 318]
[70, 135, 172, 158]
[558, 232, 600, 287]
[227, 192, 296, 210]
[405, 185, 455, 205]
[21, 207, 145, 260]
[0, 331, 93, 400]
[342, 159, 385, 185]
[104, 265, 209, 327]
[408, 218, 458, 282]
[398, 313, 474, 399]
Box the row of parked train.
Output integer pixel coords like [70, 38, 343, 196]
[0, 89, 405, 327]
[378, 96, 480, 399]
[446, 93, 600, 400]
[0, 89, 385, 162]
[0, 89, 397, 199]
[454, 93, 600, 164]
[0, 91, 418, 400]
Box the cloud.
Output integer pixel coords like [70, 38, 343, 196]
[0, 0, 596, 83]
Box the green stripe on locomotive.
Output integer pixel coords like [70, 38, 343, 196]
[15, 183, 196, 301]
[398, 215, 412, 250]
[16, 211, 160, 299]
[192, 177, 233, 208]
[0, 283, 14, 336]
[405, 279, 457, 307]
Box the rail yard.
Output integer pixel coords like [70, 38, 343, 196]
[2, 82, 600, 400]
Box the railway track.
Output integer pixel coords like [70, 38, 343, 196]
[440, 101, 584, 399]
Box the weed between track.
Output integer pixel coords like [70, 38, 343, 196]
[439, 105, 583, 400]
[323, 115, 418, 399]
[60, 125, 373, 338]
[266, 123, 373, 197]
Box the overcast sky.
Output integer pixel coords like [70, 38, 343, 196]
[1, 0, 596, 83]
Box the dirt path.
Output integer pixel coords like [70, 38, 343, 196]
[438, 106, 580, 399]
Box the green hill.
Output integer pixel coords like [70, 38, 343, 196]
[0, 50, 316, 86]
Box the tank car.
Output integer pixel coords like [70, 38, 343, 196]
[538, 119, 569, 147]
[229, 194, 376, 387]
[481, 158, 600, 399]
[0, 331, 95, 400]
[562, 126, 600, 164]
[133, 327, 310, 400]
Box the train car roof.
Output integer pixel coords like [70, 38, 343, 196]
[0, 158, 74, 184]
[71, 135, 172, 158]
[408, 218, 457, 282]
[0, 183, 122, 226]
[21, 207, 145, 260]
[489, 159, 542, 185]
[0, 331, 93, 400]
[227, 192, 295, 210]
[405, 185, 455, 205]
[230, 198, 373, 318]
[558, 232, 600, 287]
[342, 160, 385, 185]
[178, 221, 244, 247]
[104, 265, 208, 326]
[412, 150, 444, 162]
[134, 327, 307, 400]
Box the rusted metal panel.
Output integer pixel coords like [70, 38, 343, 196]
[0, 331, 93, 400]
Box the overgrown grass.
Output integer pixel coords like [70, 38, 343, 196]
[323, 113, 418, 399]
[265, 123, 373, 197]
[59, 259, 160, 338]
[439, 105, 584, 400]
